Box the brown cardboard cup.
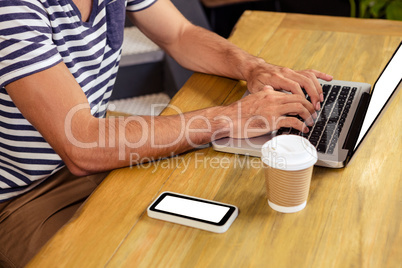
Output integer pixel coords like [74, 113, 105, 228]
[261, 135, 317, 213]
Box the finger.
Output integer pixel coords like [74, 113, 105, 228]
[279, 71, 321, 111]
[305, 69, 333, 103]
[299, 71, 324, 104]
[277, 77, 305, 97]
[291, 72, 323, 110]
[277, 103, 314, 125]
[276, 116, 310, 133]
[276, 94, 316, 115]
[310, 73, 324, 102]
[308, 69, 333, 82]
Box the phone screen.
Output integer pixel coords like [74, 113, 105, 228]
[155, 195, 230, 223]
[150, 192, 235, 225]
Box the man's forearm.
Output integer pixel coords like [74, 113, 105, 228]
[65, 105, 230, 175]
[128, 0, 258, 83]
[65, 85, 315, 176]
[165, 24, 260, 82]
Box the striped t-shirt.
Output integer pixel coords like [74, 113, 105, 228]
[0, 0, 157, 202]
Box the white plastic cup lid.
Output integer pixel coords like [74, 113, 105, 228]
[261, 135, 317, 171]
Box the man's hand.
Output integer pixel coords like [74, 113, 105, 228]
[243, 59, 333, 111]
[217, 86, 316, 139]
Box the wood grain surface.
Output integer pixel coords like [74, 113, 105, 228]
[28, 12, 402, 268]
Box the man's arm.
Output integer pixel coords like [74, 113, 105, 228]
[127, 0, 333, 110]
[4, 62, 220, 176]
[6, 63, 314, 176]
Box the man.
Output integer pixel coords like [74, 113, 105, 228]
[0, 0, 332, 266]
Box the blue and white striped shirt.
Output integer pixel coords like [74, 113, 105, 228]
[0, 0, 157, 202]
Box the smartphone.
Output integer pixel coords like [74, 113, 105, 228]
[147, 191, 238, 233]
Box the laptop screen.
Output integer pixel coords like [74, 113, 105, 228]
[354, 42, 402, 151]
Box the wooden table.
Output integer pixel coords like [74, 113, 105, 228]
[29, 12, 402, 268]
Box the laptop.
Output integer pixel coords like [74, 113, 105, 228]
[212, 41, 402, 168]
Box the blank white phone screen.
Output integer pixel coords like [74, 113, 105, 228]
[155, 196, 230, 223]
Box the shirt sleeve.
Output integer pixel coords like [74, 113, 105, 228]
[126, 0, 158, 12]
[0, 0, 62, 88]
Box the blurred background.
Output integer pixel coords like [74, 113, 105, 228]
[202, 0, 402, 38]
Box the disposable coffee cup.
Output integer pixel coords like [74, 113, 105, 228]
[261, 135, 317, 213]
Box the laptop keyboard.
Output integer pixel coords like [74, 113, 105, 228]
[277, 84, 357, 154]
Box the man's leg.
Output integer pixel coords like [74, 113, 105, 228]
[0, 167, 109, 268]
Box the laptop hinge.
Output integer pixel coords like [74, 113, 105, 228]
[343, 92, 371, 153]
